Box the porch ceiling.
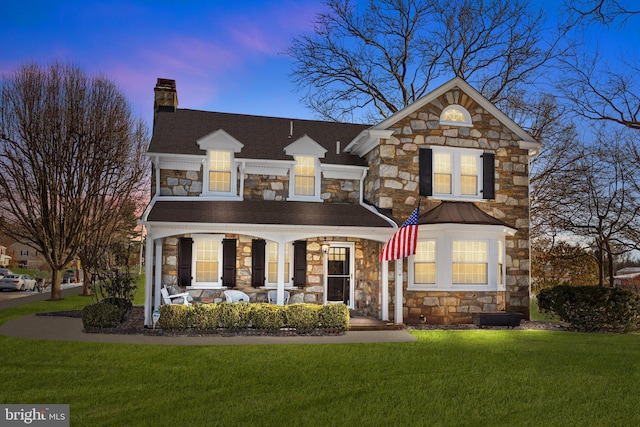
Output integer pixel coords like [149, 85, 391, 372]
[145, 200, 395, 228]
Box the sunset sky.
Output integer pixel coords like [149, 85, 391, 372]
[1, 1, 637, 128]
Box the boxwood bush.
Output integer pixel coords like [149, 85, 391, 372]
[537, 285, 640, 332]
[158, 304, 191, 330]
[157, 302, 349, 333]
[284, 303, 321, 331]
[251, 303, 285, 331]
[319, 303, 350, 332]
[82, 301, 124, 329]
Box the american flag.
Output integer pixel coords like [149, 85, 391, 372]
[380, 204, 420, 262]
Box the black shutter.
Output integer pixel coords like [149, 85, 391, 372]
[177, 238, 193, 286]
[293, 240, 307, 288]
[419, 148, 433, 197]
[251, 239, 266, 287]
[482, 152, 495, 200]
[222, 239, 236, 287]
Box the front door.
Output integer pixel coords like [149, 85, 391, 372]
[326, 246, 351, 306]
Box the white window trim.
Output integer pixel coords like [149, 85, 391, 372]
[264, 242, 293, 289]
[288, 156, 322, 202]
[189, 234, 225, 289]
[201, 150, 241, 199]
[408, 228, 506, 292]
[440, 104, 473, 127]
[430, 146, 484, 201]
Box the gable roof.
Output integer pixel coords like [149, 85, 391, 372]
[345, 76, 540, 156]
[149, 109, 370, 166]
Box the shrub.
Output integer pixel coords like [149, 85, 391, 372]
[319, 304, 350, 332]
[218, 303, 252, 330]
[82, 301, 124, 329]
[285, 304, 321, 331]
[537, 285, 640, 332]
[251, 303, 285, 331]
[158, 304, 191, 330]
[191, 303, 220, 330]
[102, 296, 132, 321]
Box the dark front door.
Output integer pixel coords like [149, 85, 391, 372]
[327, 246, 350, 305]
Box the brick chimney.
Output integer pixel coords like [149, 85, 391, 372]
[154, 78, 178, 113]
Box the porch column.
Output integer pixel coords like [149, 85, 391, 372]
[394, 259, 403, 324]
[144, 235, 154, 327]
[276, 241, 286, 305]
[381, 260, 389, 321]
[154, 239, 163, 310]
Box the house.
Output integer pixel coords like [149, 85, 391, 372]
[614, 267, 640, 293]
[0, 245, 11, 267]
[7, 242, 45, 269]
[140, 77, 539, 327]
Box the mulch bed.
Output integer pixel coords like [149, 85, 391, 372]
[37, 306, 572, 336]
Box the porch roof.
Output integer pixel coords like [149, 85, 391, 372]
[145, 200, 395, 228]
[419, 201, 515, 229]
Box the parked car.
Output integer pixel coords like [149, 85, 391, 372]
[0, 274, 36, 291]
[0, 268, 10, 278]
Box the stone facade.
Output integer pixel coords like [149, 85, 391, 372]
[368, 88, 531, 321]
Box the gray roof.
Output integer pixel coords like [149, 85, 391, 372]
[146, 200, 394, 228]
[419, 201, 514, 228]
[149, 109, 370, 166]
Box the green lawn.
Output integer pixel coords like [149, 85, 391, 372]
[0, 284, 638, 426]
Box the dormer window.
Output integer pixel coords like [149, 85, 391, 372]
[208, 151, 232, 192]
[196, 129, 244, 199]
[294, 156, 316, 197]
[440, 105, 472, 127]
[284, 135, 326, 202]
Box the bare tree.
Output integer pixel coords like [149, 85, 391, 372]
[287, 0, 569, 122]
[564, 0, 639, 25]
[545, 127, 640, 286]
[0, 62, 148, 300]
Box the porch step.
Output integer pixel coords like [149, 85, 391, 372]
[348, 316, 406, 331]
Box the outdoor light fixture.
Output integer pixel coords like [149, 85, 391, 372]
[321, 239, 329, 254]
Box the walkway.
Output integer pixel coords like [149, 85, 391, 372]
[0, 287, 417, 345]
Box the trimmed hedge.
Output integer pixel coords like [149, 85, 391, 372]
[158, 302, 349, 333]
[537, 285, 640, 332]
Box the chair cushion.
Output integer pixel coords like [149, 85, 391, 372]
[167, 285, 181, 295]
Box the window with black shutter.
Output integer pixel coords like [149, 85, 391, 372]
[482, 152, 495, 200]
[251, 239, 266, 287]
[177, 237, 193, 286]
[222, 239, 236, 287]
[293, 240, 307, 288]
[419, 148, 433, 197]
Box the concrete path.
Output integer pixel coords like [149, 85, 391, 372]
[0, 287, 417, 345]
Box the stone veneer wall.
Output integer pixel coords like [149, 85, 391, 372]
[159, 170, 203, 196]
[243, 174, 289, 201]
[369, 87, 531, 321]
[321, 178, 360, 203]
[159, 234, 382, 315]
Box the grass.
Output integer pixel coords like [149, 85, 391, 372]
[0, 283, 638, 426]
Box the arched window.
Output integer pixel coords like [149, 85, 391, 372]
[440, 104, 472, 126]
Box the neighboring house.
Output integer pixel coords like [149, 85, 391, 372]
[0, 246, 11, 267]
[8, 242, 46, 269]
[614, 267, 640, 293]
[140, 77, 539, 327]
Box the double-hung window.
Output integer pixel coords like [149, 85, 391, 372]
[452, 241, 488, 285]
[413, 240, 436, 285]
[267, 242, 290, 286]
[208, 151, 232, 192]
[408, 230, 507, 291]
[288, 155, 321, 201]
[420, 147, 494, 200]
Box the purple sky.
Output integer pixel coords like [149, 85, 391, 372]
[2, 1, 637, 129]
[1, 0, 325, 126]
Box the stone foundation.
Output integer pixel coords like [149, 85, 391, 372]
[404, 290, 506, 325]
